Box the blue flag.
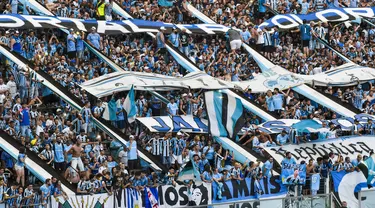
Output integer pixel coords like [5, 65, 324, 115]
[123, 85, 136, 123]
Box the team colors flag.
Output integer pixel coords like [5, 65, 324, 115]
[204, 91, 245, 140]
[358, 154, 375, 186]
[177, 160, 202, 182]
[123, 85, 137, 123]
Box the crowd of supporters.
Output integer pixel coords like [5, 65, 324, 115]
[0, 0, 373, 207]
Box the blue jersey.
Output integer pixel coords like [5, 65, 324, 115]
[12, 36, 22, 53]
[300, 24, 311, 40]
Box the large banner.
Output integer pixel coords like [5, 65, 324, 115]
[264, 135, 374, 164]
[158, 183, 211, 208]
[256, 114, 375, 134]
[80, 71, 235, 97]
[136, 115, 208, 133]
[0, 14, 228, 35]
[211, 177, 286, 204]
[260, 7, 375, 29]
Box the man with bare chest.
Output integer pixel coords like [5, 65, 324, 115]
[68, 138, 85, 173]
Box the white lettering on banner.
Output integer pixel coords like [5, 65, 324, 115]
[59, 17, 87, 32]
[261, 7, 375, 29]
[97, 21, 130, 34]
[22, 15, 66, 29]
[344, 8, 375, 18]
[158, 183, 211, 208]
[0, 15, 24, 27]
[315, 9, 350, 23]
[265, 136, 374, 164]
[123, 20, 160, 33]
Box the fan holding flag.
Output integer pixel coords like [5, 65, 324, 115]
[123, 85, 137, 124]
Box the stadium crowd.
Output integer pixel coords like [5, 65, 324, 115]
[0, 0, 373, 206]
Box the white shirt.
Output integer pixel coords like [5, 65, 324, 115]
[6, 81, 16, 98]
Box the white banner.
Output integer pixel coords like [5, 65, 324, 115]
[80, 71, 235, 97]
[158, 183, 212, 208]
[265, 135, 374, 164]
[136, 115, 208, 133]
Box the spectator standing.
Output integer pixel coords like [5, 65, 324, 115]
[169, 27, 180, 48]
[67, 29, 76, 60]
[167, 98, 178, 116]
[156, 27, 167, 62]
[15, 147, 26, 187]
[300, 19, 312, 56]
[228, 27, 242, 53]
[105, 0, 113, 21]
[10, 31, 22, 54]
[10, 0, 18, 14]
[96, 0, 106, 20]
[127, 135, 138, 170]
[179, 28, 190, 56]
[87, 27, 102, 50]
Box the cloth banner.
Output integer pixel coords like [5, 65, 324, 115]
[80, 71, 235, 97]
[136, 115, 208, 133]
[211, 177, 286, 204]
[260, 7, 375, 30]
[265, 135, 374, 164]
[281, 163, 306, 185]
[0, 14, 229, 35]
[255, 114, 375, 134]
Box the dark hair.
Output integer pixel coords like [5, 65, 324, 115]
[189, 183, 209, 206]
[19, 146, 26, 154]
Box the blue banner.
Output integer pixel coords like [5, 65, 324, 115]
[0, 14, 229, 35]
[281, 163, 306, 185]
[211, 177, 286, 203]
[260, 7, 375, 30]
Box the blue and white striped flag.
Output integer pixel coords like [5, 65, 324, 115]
[123, 85, 137, 123]
[204, 91, 245, 139]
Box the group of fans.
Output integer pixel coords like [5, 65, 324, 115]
[0, 0, 373, 207]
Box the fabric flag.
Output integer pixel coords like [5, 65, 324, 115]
[146, 187, 159, 208]
[102, 98, 117, 121]
[311, 173, 321, 191]
[204, 90, 245, 139]
[123, 85, 137, 123]
[358, 154, 375, 186]
[177, 160, 202, 182]
[158, 0, 174, 7]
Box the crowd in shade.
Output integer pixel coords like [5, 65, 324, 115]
[0, 0, 373, 206]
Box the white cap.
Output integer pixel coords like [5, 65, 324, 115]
[15, 30, 19, 34]
[5, 31, 9, 34]
[160, 26, 166, 31]
[91, 26, 96, 30]
[129, 135, 134, 139]
[56, 109, 62, 113]
[182, 93, 188, 97]
[177, 131, 183, 136]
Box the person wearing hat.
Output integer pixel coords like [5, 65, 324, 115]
[179, 28, 190, 56]
[276, 130, 289, 146]
[87, 26, 102, 50]
[127, 135, 138, 170]
[67, 29, 76, 60]
[171, 131, 185, 165]
[179, 93, 190, 116]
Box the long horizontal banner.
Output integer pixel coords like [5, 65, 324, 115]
[51, 179, 286, 208]
[260, 7, 375, 29]
[265, 135, 374, 164]
[81, 71, 234, 97]
[136, 115, 208, 133]
[0, 14, 228, 35]
[254, 113, 375, 134]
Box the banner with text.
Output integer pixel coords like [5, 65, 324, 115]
[211, 177, 287, 204]
[136, 115, 208, 133]
[265, 135, 374, 164]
